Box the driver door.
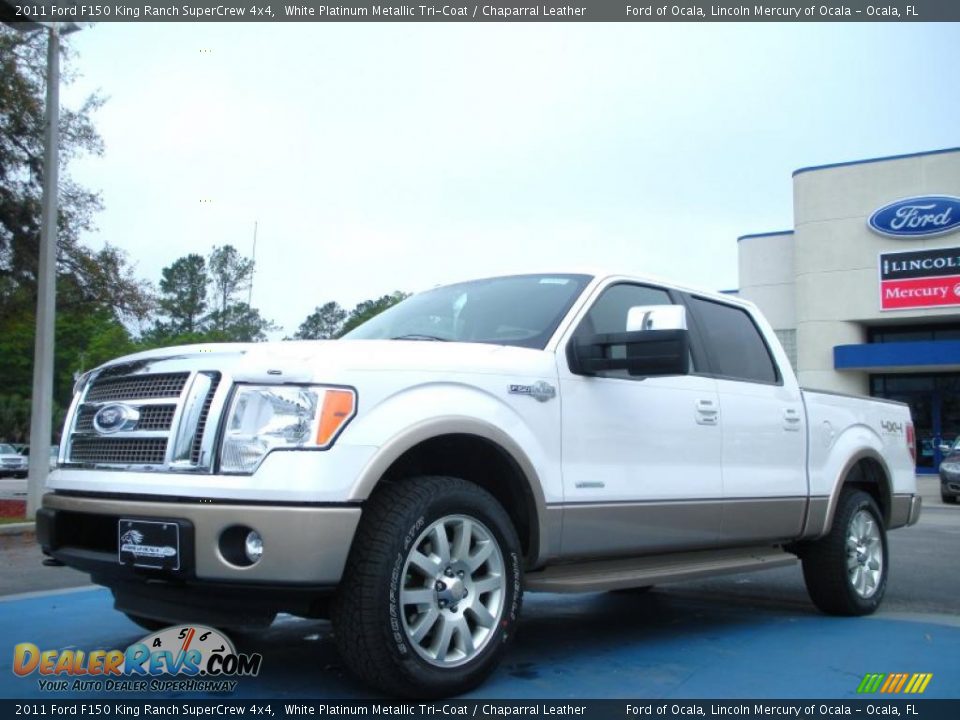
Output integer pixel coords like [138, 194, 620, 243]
[557, 282, 723, 559]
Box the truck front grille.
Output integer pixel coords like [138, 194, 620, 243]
[64, 370, 223, 471]
[70, 438, 168, 465]
[84, 373, 189, 402]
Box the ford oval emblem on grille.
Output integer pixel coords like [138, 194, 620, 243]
[93, 403, 139, 434]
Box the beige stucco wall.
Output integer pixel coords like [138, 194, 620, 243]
[791, 149, 960, 393]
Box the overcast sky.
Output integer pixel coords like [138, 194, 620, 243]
[61, 22, 959, 339]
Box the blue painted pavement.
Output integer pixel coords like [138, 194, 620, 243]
[0, 587, 957, 700]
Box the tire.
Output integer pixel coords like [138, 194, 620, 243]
[801, 489, 888, 616]
[332, 476, 523, 698]
[942, 493, 958, 505]
[123, 612, 170, 633]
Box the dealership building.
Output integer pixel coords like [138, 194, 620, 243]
[734, 146, 960, 473]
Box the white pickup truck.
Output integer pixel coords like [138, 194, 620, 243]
[39, 271, 920, 697]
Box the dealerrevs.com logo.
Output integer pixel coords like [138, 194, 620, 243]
[13, 625, 262, 693]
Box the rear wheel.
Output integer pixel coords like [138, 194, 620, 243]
[942, 492, 957, 505]
[332, 476, 523, 698]
[801, 489, 888, 616]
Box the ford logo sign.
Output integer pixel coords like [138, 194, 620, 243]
[93, 403, 139, 434]
[868, 195, 960, 238]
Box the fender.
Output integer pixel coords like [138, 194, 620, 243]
[806, 426, 893, 538]
[344, 382, 559, 566]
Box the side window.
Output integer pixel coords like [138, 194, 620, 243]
[574, 284, 673, 337]
[687, 296, 779, 384]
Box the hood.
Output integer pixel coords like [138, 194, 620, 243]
[90, 339, 557, 385]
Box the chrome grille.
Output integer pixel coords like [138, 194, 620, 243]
[70, 438, 167, 465]
[75, 404, 177, 432]
[65, 369, 224, 471]
[84, 373, 189, 402]
[191, 375, 220, 464]
[136, 405, 178, 430]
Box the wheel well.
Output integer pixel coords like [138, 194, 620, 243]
[373, 434, 538, 562]
[844, 457, 892, 527]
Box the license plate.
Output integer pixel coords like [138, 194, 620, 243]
[118, 519, 180, 571]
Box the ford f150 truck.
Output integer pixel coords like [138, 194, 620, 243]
[38, 271, 920, 697]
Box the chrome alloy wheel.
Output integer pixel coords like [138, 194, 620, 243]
[846, 508, 883, 598]
[400, 514, 506, 668]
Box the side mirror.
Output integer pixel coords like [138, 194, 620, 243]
[626, 304, 687, 332]
[569, 305, 690, 377]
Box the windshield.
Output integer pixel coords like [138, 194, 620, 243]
[0, 444, 15, 454]
[343, 274, 591, 349]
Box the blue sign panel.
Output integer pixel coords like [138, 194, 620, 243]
[869, 195, 960, 238]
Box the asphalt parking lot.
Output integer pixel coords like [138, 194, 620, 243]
[1, 479, 957, 700]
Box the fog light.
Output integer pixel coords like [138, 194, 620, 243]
[244, 530, 263, 564]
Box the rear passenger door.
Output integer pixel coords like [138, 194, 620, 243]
[683, 295, 807, 544]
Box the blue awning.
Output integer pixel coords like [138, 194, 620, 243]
[834, 341, 960, 372]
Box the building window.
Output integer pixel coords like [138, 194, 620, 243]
[775, 329, 797, 372]
[868, 324, 960, 343]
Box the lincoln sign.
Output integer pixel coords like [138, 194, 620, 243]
[880, 247, 960, 311]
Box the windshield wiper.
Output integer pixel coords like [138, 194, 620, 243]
[390, 334, 449, 342]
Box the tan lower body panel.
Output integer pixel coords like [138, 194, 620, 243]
[525, 546, 798, 593]
[559, 497, 808, 559]
[43, 493, 360, 584]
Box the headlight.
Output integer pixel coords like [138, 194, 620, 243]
[220, 385, 356, 474]
[940, 462, 960, 474]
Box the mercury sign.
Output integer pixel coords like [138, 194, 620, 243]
[879, 247, 960, 311]
[869, 195, 960, 238]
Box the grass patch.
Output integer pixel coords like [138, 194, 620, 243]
[0, 516, 29, 525]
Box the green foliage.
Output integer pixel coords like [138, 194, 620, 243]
[340, 292, 411, 336]
[293, 301, 348, 340]
[0, 27, 150, 442]
[145, 245, 276, 344]
[158, 253, 208, 335]
[208, 244, 253, 323]
[0, 395, 31, 444]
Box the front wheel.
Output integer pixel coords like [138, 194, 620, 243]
[800, 489, 888, 616]
[332, 476, 523, 698]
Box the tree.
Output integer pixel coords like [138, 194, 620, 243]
[0, 27, 151, 441]
[340, 291, 410, 336]
[0, 27, 150, 322]
[157, 253, 208, 335]
[204, 302, 278, 343]
[208, 244, 253, 329]
[293, 301, 347, 340]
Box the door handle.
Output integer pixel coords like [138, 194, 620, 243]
[784, 408, 802, 432]
[696, 399, 719, 425]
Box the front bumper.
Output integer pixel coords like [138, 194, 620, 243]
[38, 492, 361, 585]
[940, 470, 960, 498]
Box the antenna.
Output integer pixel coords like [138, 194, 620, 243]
[248, 220, 258, 306]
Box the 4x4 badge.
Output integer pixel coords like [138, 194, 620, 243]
[509, 381, 556, 403]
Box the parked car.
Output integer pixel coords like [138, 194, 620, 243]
[0, 443, 28, 478]
[938, 438, 960, 504]
[17, 445, 60, 471]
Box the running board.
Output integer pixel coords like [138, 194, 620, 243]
[525, 547, 798, 593]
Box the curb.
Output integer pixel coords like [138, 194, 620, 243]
[0, 521, 35, 537]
